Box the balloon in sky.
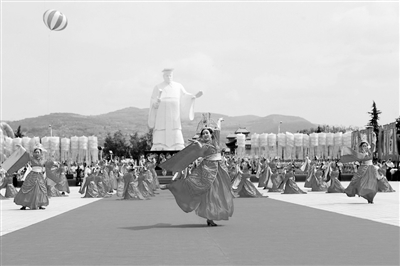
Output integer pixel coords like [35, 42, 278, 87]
[43, 9, 68, 31]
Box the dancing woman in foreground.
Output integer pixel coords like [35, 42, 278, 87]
[161, 124, 234, 226]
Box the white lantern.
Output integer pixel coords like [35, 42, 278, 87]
[343, 131, 352, 147]
[302, 134, 309, 147]
[286, 132, 294, 147]
[277, 133, 286, 147]
[70, 136, 79, 162]
[334, 132, 343, 147]
[70, 136, 79, 150]
[310, 133, 318, 147]
[41, 137, 50, 151]
[268, 133, 276, 146]
[251, 133, 259, 148]
[22, 137, 31, 150]
[294, 133, 303, 147]
[61, 138, 71, 152]
[326, 133, 334, 146]
[259, 133, 268, 147]
[12, 138, 22, 152]
[49, 136, 60, 151]
[318, 133, 326, 146]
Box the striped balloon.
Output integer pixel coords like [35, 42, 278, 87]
[43, 9, 68, 31]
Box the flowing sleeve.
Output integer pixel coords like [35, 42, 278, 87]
[213, 129, 220, 146]
[159, 142, 203, 172]
[148, 85, 162, 128]
[179, 85, 195, 121]
[1, 146, 30, 174]
[340, 147, 364, 163]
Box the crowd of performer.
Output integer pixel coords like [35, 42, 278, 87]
[0, 142, 396, 208]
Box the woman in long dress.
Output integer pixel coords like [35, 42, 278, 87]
[147, 154, 160, 190]
[46, 179, 64, 197]
[257, 158, 269, 188]
[121, 167, 148, 200]
[79, 167, 99, 198]
[266, 165, 284, 192]
[344, 141, 379, 204]
[233, 158, 264, 198]
[14, 145, 49, 210]
[376, 163, 396, 192]
[304, 162, 315, 189]
[2, 173, 18, 198]
[45, 161, 70, 195]
[226, 157, 238, 182]
[310, 164, 328, 192]
[162, 126, 234, 226]
[326, 162, 345, 193]
[281, 164, 307, 194]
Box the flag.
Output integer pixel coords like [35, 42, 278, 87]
[1, 146, 30, 174]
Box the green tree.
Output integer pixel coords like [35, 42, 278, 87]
[128, 132, 141, 159]
[103, 130, 129, 159]
[127, 130, 153, 159]
[367, 101, 381, 137]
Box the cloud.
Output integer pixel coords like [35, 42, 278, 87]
[161, 52, 228, 93]
[330, 3, 398, 43]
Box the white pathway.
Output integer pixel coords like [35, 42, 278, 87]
[259, 181, 400, 227]
[0, 189, 102, 236]
[1, 182, 399, 236]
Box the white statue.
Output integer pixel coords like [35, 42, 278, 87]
[148, 69, 203, 150]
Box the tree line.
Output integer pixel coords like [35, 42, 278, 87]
[101, 129, 153, 160]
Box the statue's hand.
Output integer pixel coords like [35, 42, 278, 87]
[195, 91, 203, 98]
[153, 100, 160, 109]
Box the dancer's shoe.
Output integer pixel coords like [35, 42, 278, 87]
[207, 219, 218, 226]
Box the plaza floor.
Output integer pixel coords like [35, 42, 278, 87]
[1, 182, 399, 265]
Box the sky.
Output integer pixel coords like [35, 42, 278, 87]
[1, 0, 399, 129]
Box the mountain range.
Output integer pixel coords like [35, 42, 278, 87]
[4, 107, 317, 147]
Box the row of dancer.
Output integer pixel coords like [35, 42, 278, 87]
[79, 157, 160, 200]
[0, 145, 163, 208]
[225, 140, 395, 204]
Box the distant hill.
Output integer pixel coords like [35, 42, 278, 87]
[3, 107, 316, 147]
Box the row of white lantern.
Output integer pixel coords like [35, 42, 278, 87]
[247, 132, 352, 148]
[0, 136, 99, 163]
[238, 131, 354, 160]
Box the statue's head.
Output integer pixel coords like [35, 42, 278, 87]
[162, 68, 174, 84]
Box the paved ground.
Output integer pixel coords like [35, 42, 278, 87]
[1, 182, 399, 265]
[2, 182, 398, 236]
